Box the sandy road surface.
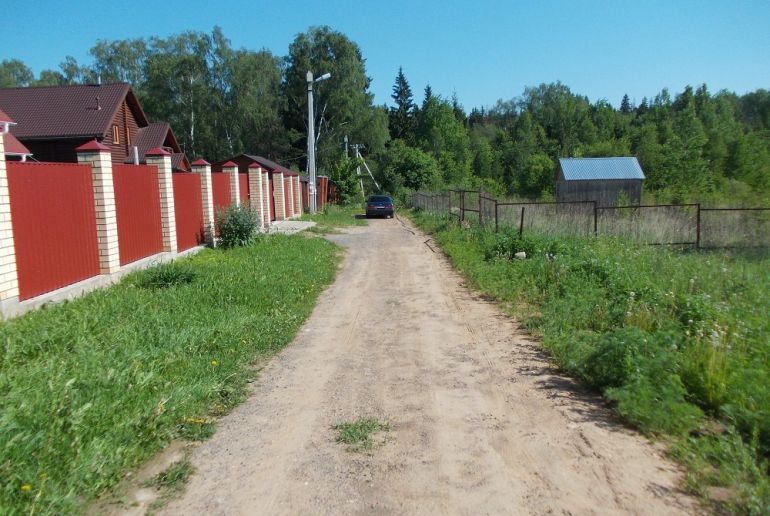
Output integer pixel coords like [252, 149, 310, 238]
[162, 216, 698, 515]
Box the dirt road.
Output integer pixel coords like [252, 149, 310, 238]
[162, 217, 698, 515]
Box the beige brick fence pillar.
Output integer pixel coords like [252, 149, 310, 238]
[146, 148, 177, 253]
[192, 159, 215, 246]
[76, 140, 121, 274]
[0, 120, 20, 306]
[248, 164, 266, 230]
[293, 175, 302, 215]
[223, 161, 240, 207]
[285, 174, 295, 218]
[273, 171, 286, 220]
[262, 170, 271, 225]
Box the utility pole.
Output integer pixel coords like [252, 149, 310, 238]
[344, 134, 349, 158]
[351, 143, 365, 197]
[306, 70, 331, 214]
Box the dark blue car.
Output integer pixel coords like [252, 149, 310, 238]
[365, 195, 394, 218]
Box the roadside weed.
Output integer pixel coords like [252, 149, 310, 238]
[333, 418, 391, 451]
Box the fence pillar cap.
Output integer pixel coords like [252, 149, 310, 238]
[146, 147, 171, 157]
[248, 163, 263, 170]
[191, 158, 210, 166]
[75, 139, 110, 153]
[221, 161, 238, 168]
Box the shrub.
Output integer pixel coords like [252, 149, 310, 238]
[216, 205, 259, 249]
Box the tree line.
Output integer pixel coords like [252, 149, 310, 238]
[2, 26, 769, 205]
[380, 70, 770, 205]
[0, 26, 387, 171]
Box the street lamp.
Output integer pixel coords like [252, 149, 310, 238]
[307, 70, 331, 214]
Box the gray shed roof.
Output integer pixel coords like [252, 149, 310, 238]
[559, 157, 645, 181]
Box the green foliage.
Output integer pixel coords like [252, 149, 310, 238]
[148, 458, 193, 491]
[0, 59, 34, 88]
[389, 67, 416, 144]
[283, 26, 389, 172]
[137, 262, 196, 289]
[380, 139, 442, 193]
[333, 418, 391, 451]
[328, 154, 365, 205]
[216, 204, 259, 249]
[410, 210, 770, 511]
[416, 95, 473, 185]
[0, 236, 339, 514]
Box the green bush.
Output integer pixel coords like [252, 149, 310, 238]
[216, 205, 259, 249]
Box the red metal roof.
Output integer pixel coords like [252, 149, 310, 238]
[0, 83, 149, 139]
[146, 147, 171, 156]
[3, 132, 31, 155]
[75, 140, 110, 152]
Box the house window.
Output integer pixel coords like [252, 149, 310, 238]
[112, 124, 120, 144]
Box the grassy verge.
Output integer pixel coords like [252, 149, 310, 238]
[0, 235, 339, 514]
[301, 204, 366, 234]
[409, 210, 770, 514]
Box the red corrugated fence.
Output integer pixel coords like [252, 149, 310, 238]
[7, 162, 101, 300]
[172, 172, 204, 251]
[239, 173, 249, 204]
[113, 165, 163, 265]
[211, 172, 231, 212]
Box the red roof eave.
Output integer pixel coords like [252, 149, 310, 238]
[3, 132, 31, 155]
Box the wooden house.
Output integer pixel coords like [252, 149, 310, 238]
[556, 157, 645, 207]
[0, 83, 188, 170]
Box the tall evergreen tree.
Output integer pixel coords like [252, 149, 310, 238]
[388, 67, 416, 143]
[620, 93, 633, 114]
[422, 84, 434, 109]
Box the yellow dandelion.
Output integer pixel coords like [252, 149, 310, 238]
[21, 484, 32, 492]
[211, 360, 218, 366]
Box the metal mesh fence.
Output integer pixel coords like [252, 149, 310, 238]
[597, 204, 698, 245]
[413, 189, 769, 249]
[700, 208, 770, 249]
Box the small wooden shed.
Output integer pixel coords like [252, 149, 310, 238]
[556, 157, 645, 207]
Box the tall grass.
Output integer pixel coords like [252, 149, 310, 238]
[410, 210, 770, 514]
[0, 235, 339, 514]
[414, 192, 770, 248]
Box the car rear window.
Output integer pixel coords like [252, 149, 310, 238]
[368, 196, 392, 203]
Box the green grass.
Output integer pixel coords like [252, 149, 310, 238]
[409, 209, 770, 514]
[145, 457, 193, 492]
[143, 457, 194, 512]
[302, 204, 366, 233]
[0, 235, 339, 515]
[333, 418, 391, 451]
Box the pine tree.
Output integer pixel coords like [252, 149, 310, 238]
[422, 84, 434, 109]
[620, 94, 633, 114]
[389, 67, 416, 143]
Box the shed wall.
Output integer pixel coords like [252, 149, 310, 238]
[556, 179, 642, 207]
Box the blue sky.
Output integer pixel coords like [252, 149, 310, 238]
[4, 0, 769, 110]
